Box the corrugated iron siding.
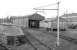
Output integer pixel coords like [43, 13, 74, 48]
[13, 17, 28, 27]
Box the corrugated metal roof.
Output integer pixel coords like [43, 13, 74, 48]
[10, 13, 45, 20]
[61, 13, 77, 17]
[62, 17, 77, 22]
[28, 13, 45, 20]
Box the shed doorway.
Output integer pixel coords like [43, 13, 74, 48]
[29, 20, 39, 28]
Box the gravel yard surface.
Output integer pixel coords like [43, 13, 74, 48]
[0, 25, 77, 50]
[26, 28, 77, 50]
[62, 29, 77, 39]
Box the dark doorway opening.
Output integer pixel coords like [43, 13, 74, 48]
[29, 20, 39, 28]
[7, 36, 15, 45]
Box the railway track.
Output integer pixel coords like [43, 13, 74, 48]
[32, 29, 77, 45]
[21, 28, 53, 50]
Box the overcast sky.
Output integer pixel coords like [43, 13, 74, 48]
[0, 0, 77, 18]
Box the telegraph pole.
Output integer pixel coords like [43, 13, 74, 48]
[56, 2, 60, 46]
[33, 2, 60, 46]
[66, 10, 69, 25]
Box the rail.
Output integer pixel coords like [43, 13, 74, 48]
[21, 28, 53, 50]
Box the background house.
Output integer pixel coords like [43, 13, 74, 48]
[40, 17, 68, 29]
[61, 13, 77, 25]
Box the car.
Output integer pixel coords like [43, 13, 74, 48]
[52, 28, 66, 32]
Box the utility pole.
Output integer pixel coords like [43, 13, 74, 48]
[33, 2, 60, 46]
[65, 10, 69, 27]
[56, 2, 60, 46]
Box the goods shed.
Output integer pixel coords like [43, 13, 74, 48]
[10, 13, 45, 28]
[28, 13, 45, 28]
[40, 17, 68, 29]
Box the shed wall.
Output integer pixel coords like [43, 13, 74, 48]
[13, 17, 28, 27]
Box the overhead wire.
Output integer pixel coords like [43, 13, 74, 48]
[34, 2, 58, 15]
[35, 2, 57, 9]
